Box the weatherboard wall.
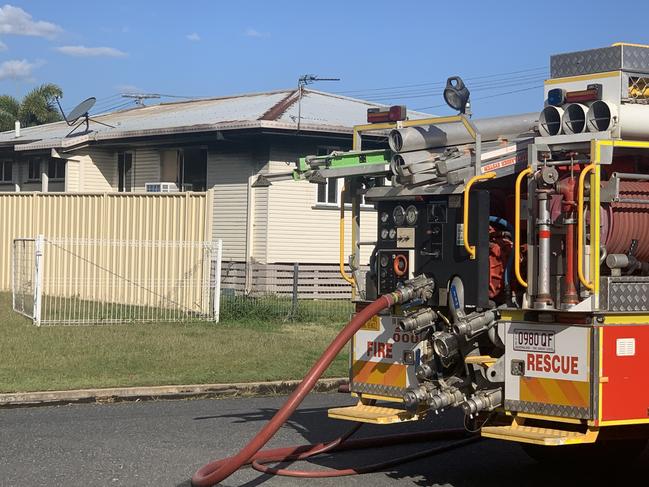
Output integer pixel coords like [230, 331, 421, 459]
[265, 145, 376, 265]
[76, 149, 115, 192]
[207, 150, 252, 262]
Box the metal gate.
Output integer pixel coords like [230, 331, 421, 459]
[12, 237, 42, 323]
[12, 235, 222, 326]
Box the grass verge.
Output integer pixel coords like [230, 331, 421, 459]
[0, 293, 349, 393]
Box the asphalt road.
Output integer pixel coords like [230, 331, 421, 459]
[2, 393, 648, 487]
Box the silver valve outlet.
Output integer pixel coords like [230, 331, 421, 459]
[452, 310, 497, 338]
[428, 387, 464, 412]
[460, 388, 503, 417]
[432, 331, 460, 360]
[403, 384, 433, 412]
[398, 308, 437, 332]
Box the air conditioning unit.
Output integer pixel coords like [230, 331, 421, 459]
[145, 182, 179, 193]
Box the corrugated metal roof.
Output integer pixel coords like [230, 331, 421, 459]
[0, 89, 433, 151]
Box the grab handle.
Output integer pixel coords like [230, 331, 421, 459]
[577, 164, 595, 291]
[514, 167, 533, 287]
[463, 172, 496, 259]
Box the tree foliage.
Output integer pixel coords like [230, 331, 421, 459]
[0, 83, 63, 132]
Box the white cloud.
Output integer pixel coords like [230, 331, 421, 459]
[244, 27, 268, 38]
[0, 59, 37, 80]
[55, 45, 127, 57]
[186, 32, 200, 42]
[0, 5, 61, 38]
[0, 40, 6, 51]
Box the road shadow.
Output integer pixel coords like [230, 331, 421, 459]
[186, 401, 649, 487]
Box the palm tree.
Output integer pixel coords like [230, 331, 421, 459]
[0, 95, 20, 132]
[0, 83, 63, 132]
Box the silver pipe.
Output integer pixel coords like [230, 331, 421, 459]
[561, 103, 588, 134]
[538, 106, 564, 136]
[534, 190, 554, 309]
[587, 101, 649, 139]
[388, 113, 538, 152]
[540, 159, 589, 166]
[391, 152, 440, 176]
[612, 172, 649, 181]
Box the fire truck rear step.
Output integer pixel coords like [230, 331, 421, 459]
[328, 402, 419, 424]
[481, 423, 599, 446]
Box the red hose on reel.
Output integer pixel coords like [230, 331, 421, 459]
[191, 291, 478, 486]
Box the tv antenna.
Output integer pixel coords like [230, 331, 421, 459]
[56, 96, 115, 137]
[296, 74, 340, 131]
[298, 74, 340, 89]
[121, 93, 161, 106]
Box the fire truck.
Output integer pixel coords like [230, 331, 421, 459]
[193, 43, 649, 485]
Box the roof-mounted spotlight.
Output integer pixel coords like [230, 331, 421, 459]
[443, 76, 471, 115]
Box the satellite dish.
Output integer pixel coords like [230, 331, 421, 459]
[66, 97, 96, 124]
[55, 96, 114, 137]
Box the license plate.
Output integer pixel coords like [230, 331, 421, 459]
[513, 329, 555, 353]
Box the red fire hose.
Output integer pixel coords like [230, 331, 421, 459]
[192, 291, 479, 486]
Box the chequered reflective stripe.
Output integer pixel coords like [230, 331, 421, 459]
[505, 399, 590, 419]
[350, 381, 406, 398]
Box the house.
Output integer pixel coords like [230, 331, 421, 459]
[0, 89, 430, 273]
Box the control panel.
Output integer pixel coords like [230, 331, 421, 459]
[375, 191, 490, 308]
[377, 249, 414, 294]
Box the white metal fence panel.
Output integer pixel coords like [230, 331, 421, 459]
[11, 237, 39, 322]
[12, 236, 222, 326]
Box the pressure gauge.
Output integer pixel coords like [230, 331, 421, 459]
[380, 211, 390, 223]
[388, 228, 397, 240]
[405, 205, 418, 225]
[380, 228, 389, 240]
[380, 254, 389, 268]
[393, 205, 406, 226]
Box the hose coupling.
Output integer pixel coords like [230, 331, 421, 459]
[460, 388, 503, 417]
[453, 310, 497, 339]
[395, 275, 435, 303]
[398, 308, 437, 332]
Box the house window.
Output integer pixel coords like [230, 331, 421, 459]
[315, 146, 340, 205]
[0, 160, 11, 182]
[28, 159, 41, 181]
[317, 177, 339, 204]
[118, 152, 133, 192]
[47, 158, 65, 180]
[159, 148, 207, 192]
[179, 148, 207, 191]
[313, 146, 374, 208]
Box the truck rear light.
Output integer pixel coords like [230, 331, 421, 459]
[367, 105, 407, 123]
[565, 84, 602, 103]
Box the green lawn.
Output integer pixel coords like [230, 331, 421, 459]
[0, 293, 349, 393]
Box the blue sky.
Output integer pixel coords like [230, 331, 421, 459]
[2, 1, 648, 117]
